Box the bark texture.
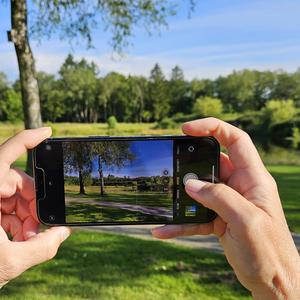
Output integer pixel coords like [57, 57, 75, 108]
[10, 0, 42, 174]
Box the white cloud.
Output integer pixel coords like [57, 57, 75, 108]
[1, 38, 300, 82]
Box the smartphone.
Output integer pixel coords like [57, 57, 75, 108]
[33, 135, 220, 226]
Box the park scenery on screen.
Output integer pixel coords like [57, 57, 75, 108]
[63, 140, 174, 223]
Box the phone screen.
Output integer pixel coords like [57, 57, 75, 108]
[34, 136, 219, 225]
[63, 140, 174, 223]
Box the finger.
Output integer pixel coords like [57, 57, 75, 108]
[152, 222, 214, 239]
[2, 192, 36, 222]
[16, 197, 31, 221]
[1, 214, 24, 241]
[185, 179, 257, 224]
[8, 168, 35, 202]
[220, 152, 234, 183]
[182, 118, 263, 170]
[23, 216, 39, 240]
[12, 227, 71, 270]
[0, 127, 52, 167]
[29, 199, 39, 223]
[1, 195, 17, 214]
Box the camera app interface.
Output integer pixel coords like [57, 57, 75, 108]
[63, 140, 174, 223]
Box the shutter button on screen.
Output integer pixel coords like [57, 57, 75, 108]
[183, 173, 198, 185]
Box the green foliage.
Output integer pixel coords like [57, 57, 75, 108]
[31, 1, 194, 52]
[107, 115, 117, 129]
[286, 126, 300, 149]
[262, 99, 297, 127]
[193, 96, 223, 118]
[148, 63, 169, 121]
[156, 117, 178, 129]
[0, 88, 23, 122]
[216, 70, 257, 112]
[0, 73, 20, 122]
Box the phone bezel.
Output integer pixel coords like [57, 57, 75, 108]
[33, 135, 220, 226]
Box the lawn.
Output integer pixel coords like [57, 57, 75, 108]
[0, 230, 251, 300]
[266, 165, 300, 232]
[65, 185, 173, 223]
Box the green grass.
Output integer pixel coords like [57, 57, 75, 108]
[266, 165, 300, 232]
[0, 230, 251, 300]
[65, 185, 173, 223]
[65, 185, 172, 207]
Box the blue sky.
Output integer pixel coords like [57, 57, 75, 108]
[1, 0, 300, 81]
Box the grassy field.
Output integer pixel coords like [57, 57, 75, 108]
[0, 230, 251, 300]
[65, 185, 173, 223]
[266, 165, 300, 232]
[65, 185, 172, 208]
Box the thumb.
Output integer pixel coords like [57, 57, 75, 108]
[12, 226, 71, 271]
[185, 179, 256, 223]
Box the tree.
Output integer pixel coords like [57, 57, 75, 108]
[216, 70, 256, 112]
[262, 99, 297, 128]
[0, 89, 23, 122]
[169, 65, 189, 115]
[0, 72, 23, 122]
[59, 55, 98, 123]
[63, 142, 94, 194]
[38, 72, 65, 122]
[193, 96, 223, 118]
[148, 63, 169, 121]
[91, 142, 135, 196]
[5, 0, 194, 173]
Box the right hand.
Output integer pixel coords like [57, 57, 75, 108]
[152, 118, 300, 299]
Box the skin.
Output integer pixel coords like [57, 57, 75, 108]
[152, 117, 300, 299]
[0, 127, 71, 288]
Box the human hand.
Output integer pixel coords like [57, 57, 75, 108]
[152, 118, 300, 299]
[0, 128, 71, 288]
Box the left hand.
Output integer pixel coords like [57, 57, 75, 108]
[0, 128, 71, 288]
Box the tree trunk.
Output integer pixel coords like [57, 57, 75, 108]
[98, 156, 105, 196]
[9, 0, 42, 175]
[78, 168, 85, 194]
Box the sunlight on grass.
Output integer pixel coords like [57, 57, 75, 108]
[0, 231, 251, 300]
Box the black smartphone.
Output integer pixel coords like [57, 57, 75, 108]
[33, 135, 220, 226]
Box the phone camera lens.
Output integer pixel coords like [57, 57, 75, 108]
[49, 215, 56, 222]
[188, 145, 195, 152]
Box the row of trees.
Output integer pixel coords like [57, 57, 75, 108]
[64, 141, 134, 195]
[1, 55, 300, 123]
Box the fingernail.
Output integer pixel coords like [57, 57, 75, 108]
[185, 179, 206, 193]
[37, 126, 52, 135]
[60, 227, 71, 242]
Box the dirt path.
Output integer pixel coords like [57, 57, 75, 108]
[65, 196, 172, 219]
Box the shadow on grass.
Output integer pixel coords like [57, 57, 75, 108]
[66, 202, 168, 223]
[1, 231, 250, 299]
